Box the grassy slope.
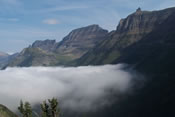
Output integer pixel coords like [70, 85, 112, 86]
[0, 104, 17, 117]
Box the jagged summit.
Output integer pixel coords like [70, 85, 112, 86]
[66, 24, 108, 37]
[32, 39, 57, 52]
[136, 7, 142, 12]
[78, 7, 175, 65]
[56, 24, 108, 58]
[116, 7, 174, 34]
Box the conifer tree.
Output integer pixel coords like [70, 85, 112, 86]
[41, 101, 51, 117]
[24, 102, 32, 117]
[18, 100, 32, 117]
[48, 98, 60, 117]
[18, 100, 25, 117]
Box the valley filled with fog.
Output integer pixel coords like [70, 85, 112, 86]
[0, 64, 141, 112]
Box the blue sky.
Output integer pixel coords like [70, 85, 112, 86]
[0, 0, 175, 53]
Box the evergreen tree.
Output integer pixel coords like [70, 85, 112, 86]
[18, 100, 32, 117]
[18, 100, 25, 117]
[24, 102, 32, 117]
[48, 98, 60, 117]
[18, 98, 60, 117]
[41, 101, 50, 117]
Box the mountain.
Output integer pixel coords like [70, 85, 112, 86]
[56, 24, 108, 59]
[0, 104, 17, 117]
[3, 6, 175, 117]
[72, 7, 175, 117]
[7, 24, 108, 67]
[0, 52, 9, 68]
[32, 39, 57, 52]
[77, 7, 175, 65]
[99, 8, 175, 117]
[0, 52, 19, 69]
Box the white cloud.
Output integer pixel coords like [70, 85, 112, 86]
[0, 64, 138, 112]
[7, 18, 19, 22]
[42, 19, 60, 25]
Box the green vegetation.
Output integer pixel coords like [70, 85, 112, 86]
[0, 104, 17, 117]
[41, 98, 60, 117]
[18, 100, 32, 117]
[18, 98, 60, 117]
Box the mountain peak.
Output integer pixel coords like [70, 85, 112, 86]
[116, 7, 174, 34]
[32, 39, 56, 46]
[55, 24, 108, 59]
[32, 39, 57, 52]
[136, 7, 141, 12]
[70, 24, 108, 34]
[61, 24, 108, 42]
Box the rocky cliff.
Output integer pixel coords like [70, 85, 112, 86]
[56, 24, 108, 59]
[73, 7, 175, 117]
[32, 39, 57, 52]
[77, 7, 175, 65]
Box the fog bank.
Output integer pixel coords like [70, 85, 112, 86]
[0, 64, 137, 111]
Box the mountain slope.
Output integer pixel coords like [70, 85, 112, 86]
[0, 52, 9, 68]
[32, 39, 57, 52]
[8, 47, 60, 67]
[104, 10, 175, 117]
[8, 25, 108, 67]
[73, 7, 175, 117]
[0, 104, 17, 117]
[56, 24, 108, 59]
[77, 7, 175, 65]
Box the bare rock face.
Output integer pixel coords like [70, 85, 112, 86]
[117, 8, 172, 35]
[56, 24, 108, 59]
[32, 39, 57, 52]
[77, 7, 175, 65]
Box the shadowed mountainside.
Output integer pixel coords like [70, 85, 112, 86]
[72, 7, 175, 117]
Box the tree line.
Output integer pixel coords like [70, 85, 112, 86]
[18, 98, 60, 117]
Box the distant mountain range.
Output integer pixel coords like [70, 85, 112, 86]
[5, 7, 175, 68]
[6, 24, 108, 67]
[0, 52, 18, 69]
[1, 7, 175, 117]
[0, 52, 9, 67]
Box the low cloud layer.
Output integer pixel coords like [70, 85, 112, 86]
[0, 64, 137, 111]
